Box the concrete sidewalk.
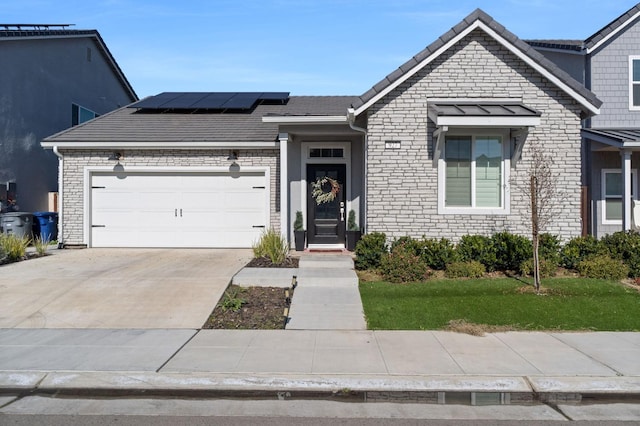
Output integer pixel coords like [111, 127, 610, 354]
[233, 254, 366, 330]
[2, 329, 640, 404]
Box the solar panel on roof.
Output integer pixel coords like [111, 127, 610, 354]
[131, 92, 181, 109]
[222, 93, 261, 109]
[129, 91, 290, 111]
[191, 93, 236, 109]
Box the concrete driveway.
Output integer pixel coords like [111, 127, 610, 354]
[0, 248, 253, 329]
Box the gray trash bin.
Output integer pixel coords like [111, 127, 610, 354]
[0, 212, 33, 239]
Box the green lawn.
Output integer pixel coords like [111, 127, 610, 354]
[359, 278, 640, 331]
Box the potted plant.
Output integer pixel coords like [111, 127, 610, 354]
[346, 209, 362, 251]
[293, 211, 306, 251]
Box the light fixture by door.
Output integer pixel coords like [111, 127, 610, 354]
[108, 152, 122, 161]
[227, 151, 238, 161]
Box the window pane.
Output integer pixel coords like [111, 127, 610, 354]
[309, 148, 321, 157]
[606, 198, 622, 221]
[605, 172, 622, 196]
[332, 148, 344, 158]
[475, 137, 502, 207]
[633, 84, 640, 107]
[634, 60, 640, 82]
[445, 137, 471, 206]
[78, 107, 96, 124]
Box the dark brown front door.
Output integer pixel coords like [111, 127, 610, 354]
[307, 164, 346, 245]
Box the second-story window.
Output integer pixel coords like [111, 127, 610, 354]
[629, 56, 640, 110]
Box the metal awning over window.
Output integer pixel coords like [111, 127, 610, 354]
[428, 101, 541, 127]
[428, 100, 541, 168]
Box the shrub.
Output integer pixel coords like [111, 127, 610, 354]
[519, 258, 558, 278]
[445, 260, 486, 278]
[560, 235, 603, 270]
[347, 210, 359, 231]
[355, 232, 388, 270]
[491, 232, 532, 272]
[390, 236, 420, 255]
[538, 233, 561, 266]
[455, 235, 497, 271]
[32, 236, 50, 256]
[219, 286, 246, 312]
[576, 255, 629, 280]
[600, 231, 640, 278]
[379, 242, 430, 283]
[418, 237, 457, 270]
[293, 211, 304, 231]
[0, 234, 29, 261]
[252, 227, 289, 264]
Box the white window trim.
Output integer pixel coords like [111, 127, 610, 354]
[437, 129, 511, 215]
[629, 56, 640, 111]
[602, 168, 638, 225]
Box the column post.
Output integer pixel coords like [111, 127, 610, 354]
[279, 132, 289, 242]
[622, 149, 632, 231]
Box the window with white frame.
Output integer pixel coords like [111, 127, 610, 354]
[630, 56, 640, 110]
[440, 133, 507, 213]
[602, 169, 637, 224]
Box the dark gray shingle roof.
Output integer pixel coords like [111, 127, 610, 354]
[524, 39, 585, 51]
[352, 8, 602, 113]
[585, 2, 640, 50]
[43, 96, 357, 144]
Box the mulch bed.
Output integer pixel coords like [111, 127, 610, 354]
[202, 285, 293, 330]
[245, 256, 299, 268]
[203, 256, 299, 329]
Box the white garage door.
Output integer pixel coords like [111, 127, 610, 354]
[90, 171, 268, 248]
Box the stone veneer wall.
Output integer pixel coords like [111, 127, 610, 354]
[59, 148, 280, 245]
[366, 29, 584, 242]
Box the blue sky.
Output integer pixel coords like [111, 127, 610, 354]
[3, 0, 639, 98]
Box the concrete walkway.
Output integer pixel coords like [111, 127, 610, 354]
[232, 253, 366, 330]
[1, 329, 640, 403]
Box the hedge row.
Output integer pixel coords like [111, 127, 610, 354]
[354, 231, 640, 283]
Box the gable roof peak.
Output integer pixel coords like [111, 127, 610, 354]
[585, 2, 640, 52]
[352, 8, 601, 117]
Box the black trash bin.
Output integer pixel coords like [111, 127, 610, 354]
[32, 212, 58, 242]
[0, 212, 33, 240]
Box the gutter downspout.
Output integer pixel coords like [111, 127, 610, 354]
[347, 108, 367, 234]
[52, 146, 64, 248]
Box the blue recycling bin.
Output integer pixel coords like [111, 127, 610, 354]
[32, 212, 58, 242]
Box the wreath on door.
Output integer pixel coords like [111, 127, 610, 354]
[311, 176, 340, 204]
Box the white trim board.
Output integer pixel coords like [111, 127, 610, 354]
[354, 20, 600, 117]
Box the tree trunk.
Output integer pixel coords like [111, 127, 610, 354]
[531, 176, 540, 292]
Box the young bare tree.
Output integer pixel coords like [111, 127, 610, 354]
[517, 147, 564, 292]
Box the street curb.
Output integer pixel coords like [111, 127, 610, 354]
[3, 371, 640, 404]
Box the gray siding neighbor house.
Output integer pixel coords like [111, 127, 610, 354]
[529, 3, 640, 238]
[42, 9, 604, 249]
[1, 25, 137, 212]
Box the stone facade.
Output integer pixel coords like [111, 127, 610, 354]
[366, 29, 584, 242]
[59, 148, 280, 245]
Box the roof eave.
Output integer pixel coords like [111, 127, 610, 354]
[353, 16, 601, 118]
[586, 8, 640, 54]
[41, 140, 279, 150]
[262, 115, 348, 124]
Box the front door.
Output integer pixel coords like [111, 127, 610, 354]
[307, 164, 346, 245]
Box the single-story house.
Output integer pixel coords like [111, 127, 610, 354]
[42, 9, 605, 249]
